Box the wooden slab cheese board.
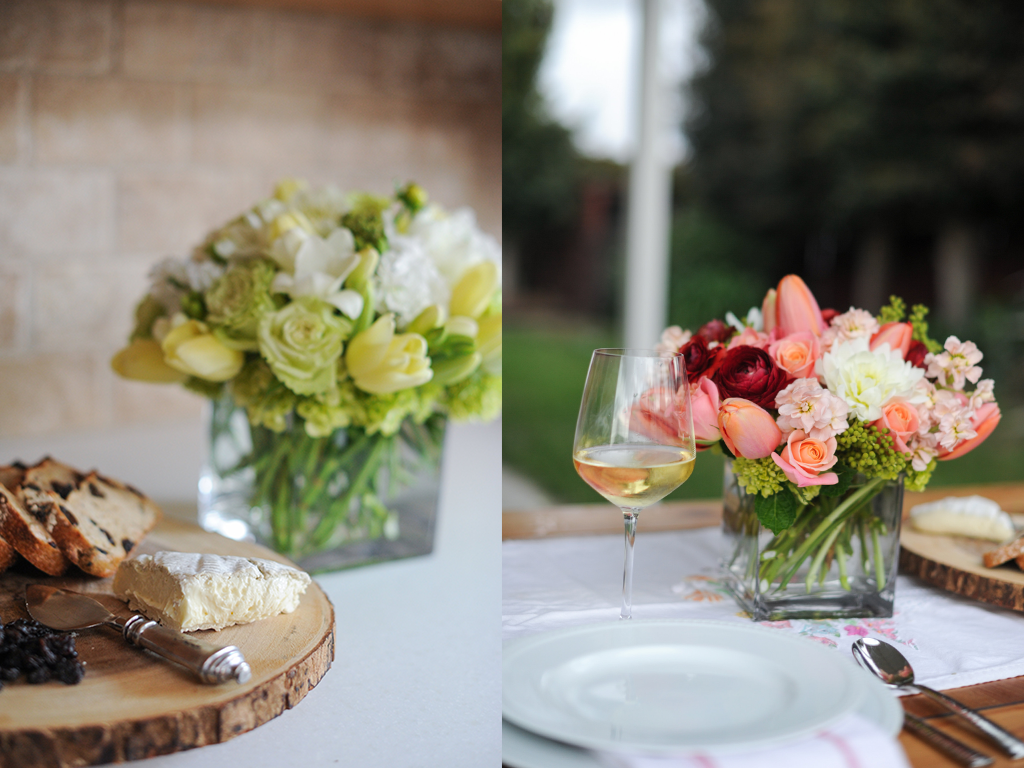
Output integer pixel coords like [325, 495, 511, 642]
[899, 483, 1024, 613]
[0, 517, 335, 768]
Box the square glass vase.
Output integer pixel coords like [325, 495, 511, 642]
[198, 395, 445, 574]
[721, 460, 904, 621]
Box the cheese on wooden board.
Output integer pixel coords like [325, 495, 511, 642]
[113, 551, 311, 631]
[910, 495, 1015, 543]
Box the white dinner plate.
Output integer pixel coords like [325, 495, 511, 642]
[502, 620, 875, 755]
[502, 664, 903, 768]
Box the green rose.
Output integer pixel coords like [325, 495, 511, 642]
[258, 297, 351, 395]
[205, 259, 278, 350]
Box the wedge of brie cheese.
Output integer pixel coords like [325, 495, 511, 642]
[910, 495, 1015, 543]
[113, 551, 312, 632]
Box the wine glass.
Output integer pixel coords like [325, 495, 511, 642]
[573, 349, 695, 620]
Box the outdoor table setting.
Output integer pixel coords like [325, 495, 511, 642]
[501, 276, 1022, 768]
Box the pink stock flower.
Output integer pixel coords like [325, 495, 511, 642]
[932, 390, 976, 451]
[820, 308, 879, 352]
[718, 398, 782, 459]
[775, 377, 849, 440]
[970, 379, 995, 411]
[871, 399, 920, 455]
[870, 322, 913, 359]
[768, 332, 820, 379]
[908, 432, 939, 472]
[775, 275, 825, 337]
[939, 402, 1001, 461]
[926, 336, 984, 390]
[656, 325, 691, 357]
[690, 376, 721, 446]
[728, 326, 771, 350]
[771, 430, 839, 487]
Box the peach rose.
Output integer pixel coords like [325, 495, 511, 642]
[871, 398, 920, 454]
[718, 398, 782, 459]
[768, 332, 820, 379]
[771, 429, 839, 487]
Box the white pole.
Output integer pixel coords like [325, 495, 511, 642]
[624, 0, 673, 351]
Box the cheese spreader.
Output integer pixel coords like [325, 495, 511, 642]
[25, 584, 251, 684]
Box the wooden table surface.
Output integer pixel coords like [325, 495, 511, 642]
[503, 483, 1024, 767]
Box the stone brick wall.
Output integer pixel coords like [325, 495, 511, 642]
[0, 0, 500, 439]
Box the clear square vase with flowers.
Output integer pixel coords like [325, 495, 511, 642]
[112, 180, 502, 573]
[658, 275, 1000, 620]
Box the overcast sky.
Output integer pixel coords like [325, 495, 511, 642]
[537, 0, 706, 164]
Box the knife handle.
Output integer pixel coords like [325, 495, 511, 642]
[120, 614, 252, 684]
[904, 713, 993, 768]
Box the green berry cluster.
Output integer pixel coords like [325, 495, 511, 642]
[836, 421, 908, 480]
[908, 304, 942, 353]
[877, 295, 906, 325]
[733, 456, 788, 498]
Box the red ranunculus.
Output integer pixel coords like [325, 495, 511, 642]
[906, 340, 929, 369]
[821, 308, 839, 325]
[697, 319, 734, 345]
[712, 346, 789, 409]
[679, 336, 723, 380]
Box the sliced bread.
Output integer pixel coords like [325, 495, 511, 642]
[983, 534, 1024, 569]
[20, 458, 161, 577]
[0, 535, 15, 573]
[0, 463, 69, 576]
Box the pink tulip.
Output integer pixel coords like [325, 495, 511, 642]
[762, 288, 777, 334]
[938, 402, 1001, 461]
[776, 275, 825, 337]
[690, 377, 721, 446]
[771, 430, 839, 487]
[768, 331, 820, 379]
[718, 398, 782, 459]
[870, 322, 913, 359]
[870, 399, 920, 454]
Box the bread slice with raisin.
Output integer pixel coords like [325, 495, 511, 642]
[983, 534, 1024, 569]
[0, 463, 69, 576]
[19, 458, 161, 577]
[0, 535, 16, 574]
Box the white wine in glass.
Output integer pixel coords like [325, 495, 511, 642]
[573, 350, 695, 619]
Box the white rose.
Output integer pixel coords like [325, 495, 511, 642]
[816, 338, 924, 422]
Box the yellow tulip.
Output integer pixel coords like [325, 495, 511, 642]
[267, 211, 315, 243]
[406, 304, 447, 336]
[345, 314, 433, 394]
[273, 178, 308, 203]
[110, 339, 187, 383]
[162, 320, 244, 382]
[476, 312, 502, 375]
[449, 261, 498, 319]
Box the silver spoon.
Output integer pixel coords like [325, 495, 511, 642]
[853, 637, 1024, 760]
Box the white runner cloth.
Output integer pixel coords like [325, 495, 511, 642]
[503, 526, 1024, 767]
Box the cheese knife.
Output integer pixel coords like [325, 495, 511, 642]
[25, 584, 251, 684]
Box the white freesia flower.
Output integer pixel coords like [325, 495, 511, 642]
[816, 337, 924, 422]
[375, 233, 448, 327]
[270, 228, 364, 319]
[404, 205, 501, 288]
[148, 257, 224, 315]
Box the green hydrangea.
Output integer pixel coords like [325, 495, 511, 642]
[441, 371, 503, 423]
[835, 421, 909, 480]
[258, 298, 351, 395]
[732, 456, 788, 498]
[297, 390, 352, 438]
[791, 483, 821, 505]
[230, 357, 296, 431]
[129, 295, 165, 341]
[335, 380, 434, 436]
[340, 194, 390, 252]
[205, 258, 278, 350]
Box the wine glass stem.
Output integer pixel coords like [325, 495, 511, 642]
[620, 508, 640, 620]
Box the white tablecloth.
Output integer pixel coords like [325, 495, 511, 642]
[503, 525, 1024, 767]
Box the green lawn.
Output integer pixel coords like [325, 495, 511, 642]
[503, 324, 1024, 506]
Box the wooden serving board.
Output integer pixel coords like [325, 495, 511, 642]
[0, 517, 335, 768]
[899, 527, 1024, 612]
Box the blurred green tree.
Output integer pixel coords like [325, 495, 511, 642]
[687, 0, 1024, 240]
[502, 0, 582, 281]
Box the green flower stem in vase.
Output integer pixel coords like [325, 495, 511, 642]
[202, 394, 447, 573]
[722, 461, 903, 621]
